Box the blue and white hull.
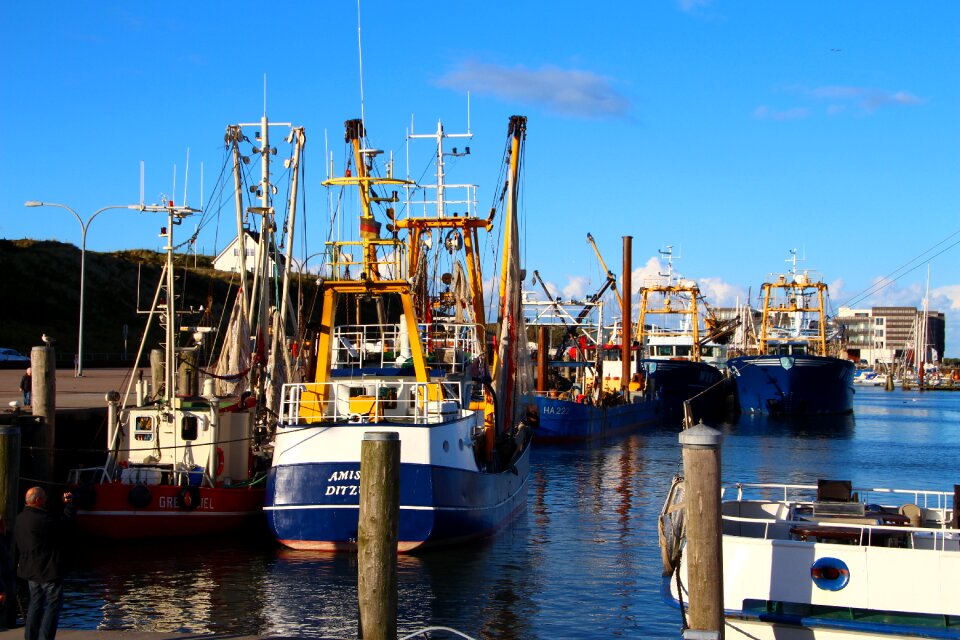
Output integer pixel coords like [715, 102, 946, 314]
[265, 413, 530, 551]
[727, 354, 855, 416]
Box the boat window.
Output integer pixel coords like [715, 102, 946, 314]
[675, 346, 692, 357]
[134, 416, 153, 442]
[181, 415, 199, 441]
[656, 346, 673, 357]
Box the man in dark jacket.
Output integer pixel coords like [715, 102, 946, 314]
[11, 487, 74, 640]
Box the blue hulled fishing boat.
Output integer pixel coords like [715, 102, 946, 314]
[265, 116, 535, 551]
[636, 246, 734, 424]
[727, 251, 855, 416]
[526, 237, 659, 443]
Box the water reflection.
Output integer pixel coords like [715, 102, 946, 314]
[726, 412, 856, 439]
[56, 389, 960, 639]
[69, 536, 273, 634]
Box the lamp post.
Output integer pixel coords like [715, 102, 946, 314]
[24, 201, 141, 376]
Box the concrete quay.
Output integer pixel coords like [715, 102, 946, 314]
[0, 367, 141, 412]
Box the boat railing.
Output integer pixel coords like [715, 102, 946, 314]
[332, 324, 405, 370]
[725, 482, 955, 515]
[331, 321, 481, 373]
[278, 380, 466, 425]
[418, 321, 482, 374]
[722, 513, 960, 551]
[325, 239, 407, 280]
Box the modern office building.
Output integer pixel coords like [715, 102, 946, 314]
[838, 306, 945, 365]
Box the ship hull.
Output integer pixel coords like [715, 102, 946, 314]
[533, 395, 659, 443]
[643, 359, 725, 421]
[70, 483, 266, 539]
[727, 354, 855, 415]
[264, 415, 530, 552]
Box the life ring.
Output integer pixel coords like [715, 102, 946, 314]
[811, 557, 849, 591]
[178, 485, 201, 511]
[216, 448, 224, 478]
[127, 484, 152, 509]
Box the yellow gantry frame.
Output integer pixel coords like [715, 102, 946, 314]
[298, 280, 430, 422]
[394, 216, 491, 347]
[758, 277, 829, 356]
[636, 285, 701, 361]
[299, 121, 428, 423]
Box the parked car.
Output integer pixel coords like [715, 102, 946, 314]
[0, 348, 29, 362]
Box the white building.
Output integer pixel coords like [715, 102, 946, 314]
[213, 231, 279, 274]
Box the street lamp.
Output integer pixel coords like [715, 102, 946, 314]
[24, 201, 141, 376]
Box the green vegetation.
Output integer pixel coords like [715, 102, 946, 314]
[0, 239, 319, 365]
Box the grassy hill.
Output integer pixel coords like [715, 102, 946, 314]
[0, 238, 320, 366]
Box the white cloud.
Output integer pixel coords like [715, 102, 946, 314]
[757, 85, 924, 121]
[808, 85, 924, 112]
[697, 277, 748, 307]
[561, 275, 591, 300]
[436, 61, 630, 119]
[932, 285, 960, 311]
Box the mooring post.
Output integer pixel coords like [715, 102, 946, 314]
[358, 431, 399, 640]
[30, 346, 56, 482]
[679, 422, 724, 639]
[0, 412, 22, 533]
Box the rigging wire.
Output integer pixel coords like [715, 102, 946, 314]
[837, 227, 960, 309]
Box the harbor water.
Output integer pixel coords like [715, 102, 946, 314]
[59, 386, 960, 638]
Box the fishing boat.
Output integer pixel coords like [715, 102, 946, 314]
[661, 479, 960, 639]
[66, 114, 307, 538]
[525, 237, 659, 443]
[635, 246, 733, 424]
[264, 115, 535, 551]
[726, 251, 855, 415]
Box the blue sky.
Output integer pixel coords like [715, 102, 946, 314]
[2, 1, 958, 355]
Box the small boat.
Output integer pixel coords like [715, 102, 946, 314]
[727, 251, 855, 415]
[853, 369, 883, 386]
[661, 479, 960, 639]
[265, 116, 534, 551]
[525, 238, 659, 443]
[636, 246, 733, 424]
[66, 115, 306, 538]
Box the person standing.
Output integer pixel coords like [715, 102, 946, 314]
[11, 487, 75, 640]
[19, 369, 31, 407]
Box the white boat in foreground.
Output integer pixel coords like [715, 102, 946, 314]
[661, 480, 960, 639]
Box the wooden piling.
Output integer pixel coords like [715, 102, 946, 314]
[0, 417, 21, 532]
[885, 373, 894, 391]
[679, 423, 724, 639]
[30, 346, 56, 482]
[357, 431, 399, 640]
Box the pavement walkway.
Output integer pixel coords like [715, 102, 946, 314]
[0, 367, 142, 412]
